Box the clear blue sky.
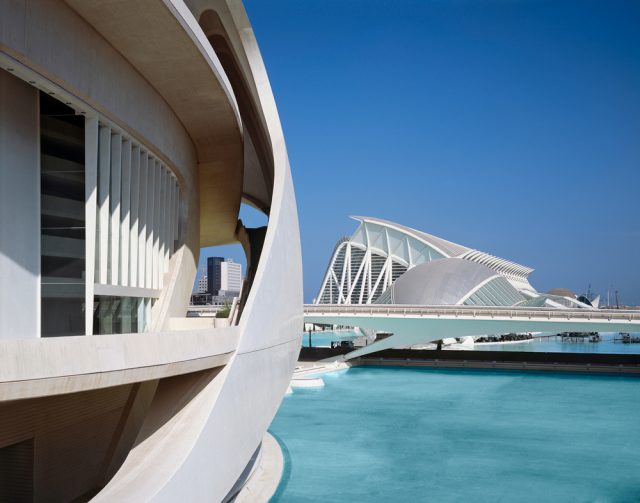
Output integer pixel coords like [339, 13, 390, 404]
[207, 0, 640, 305]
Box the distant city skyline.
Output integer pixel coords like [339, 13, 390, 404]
[203, 0, 640, 305]
[193, 257, 243, 295]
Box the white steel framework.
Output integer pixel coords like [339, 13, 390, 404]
[316, 216, 535, 305]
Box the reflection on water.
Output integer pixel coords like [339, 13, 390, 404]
[472, 332, 640, 354]
[301, 330, 359, 348]
[301, 330, 640, 354]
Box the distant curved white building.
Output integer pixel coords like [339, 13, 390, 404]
[316, 216, 534, 304]
[316, 217, 591, 309]
[0, 1, 301, 501]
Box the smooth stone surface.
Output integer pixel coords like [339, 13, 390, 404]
[235, 432, 284, 503]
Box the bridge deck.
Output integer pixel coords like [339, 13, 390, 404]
[304, 304, 640, 322]
[303, 305, 640, 360]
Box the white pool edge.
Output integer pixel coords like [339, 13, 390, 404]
[234, 432, 284, 503]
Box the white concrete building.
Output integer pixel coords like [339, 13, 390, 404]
[0, 1, 301, 501]
[316, 216, 594, 309]
[220, 259, 242, 294]
[196, 273, 209, 294]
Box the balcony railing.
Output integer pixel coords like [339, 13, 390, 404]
[303, 304, 640, 322]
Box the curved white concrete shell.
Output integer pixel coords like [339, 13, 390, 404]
[377, 258, 525, 307]
[0, 1, 301, 501]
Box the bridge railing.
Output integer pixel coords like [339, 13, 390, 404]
[303, 304, 640, 322]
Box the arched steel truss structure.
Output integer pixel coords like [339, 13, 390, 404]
[315, 216, 534, 305]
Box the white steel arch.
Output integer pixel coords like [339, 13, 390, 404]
[316, 217, 535, 304]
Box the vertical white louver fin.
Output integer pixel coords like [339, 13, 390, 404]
[109, 133, 121, 285]
[137, 151, 148, 289]
[120, 140, 131, 287]
[145, 156, 155, 290]
[97, 126, 111, 285]
[129, 146, 140, 288]
[93, 122, 181, 295]
[84, 116, 99, 335]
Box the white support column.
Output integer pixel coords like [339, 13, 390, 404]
[366, 251, 372, 303]
[329, 269, 340, 304]
[145, 156, 155, 289]
[97, 126, 111, 285]
[383, 228, 391, 258]
[359, 253, 370, 305]
[162, 167, 169, 281]
[345, 245, 352, 303]
[129, 146, 140, 288]
[84, 115, 99, 335]
[137, 152, 148, 288]
[120, 139, 131, 287]
[0, 73, 39, 340]
[385, 257, 392, 290]
[348, 252, 367, 301]
[338, 244, 349, 304]
[152, 160, 161, 290]
[330, 271, 333, 304]
[173, 184, 180, 248]
[363, 224, 371, 301]
[316, 269, 331, 305]
[109, 133, 122, 285]
[370, 258, 388, 302]
[157, 166, 166, 288]
[163, 171, 171, 270]
[167, 176, 175, 257]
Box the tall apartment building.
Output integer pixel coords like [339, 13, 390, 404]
[207, 256, 224, 296]
[220, 259, 242, 295]
[206, 256, 242, 296]
[196, 275, 209, 294]
[194, 266, 208, 294]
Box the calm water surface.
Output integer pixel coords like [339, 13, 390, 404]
[302, 330, 640, 354]
[270, 367, 640, 502]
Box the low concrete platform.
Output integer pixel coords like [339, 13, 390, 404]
[299, 347, 640, 374]
[293, 360, 350, 377]
[290, 377, 324, 388]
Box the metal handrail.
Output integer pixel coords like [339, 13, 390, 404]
[302, 304, 640, 322]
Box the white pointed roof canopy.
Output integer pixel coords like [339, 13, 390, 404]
[350, 216, 533, 282]
[350, 216, 471, 258]
[315, 216, 536, 305]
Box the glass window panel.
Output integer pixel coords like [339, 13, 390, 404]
[40, 92, 86, 337]
[94, 296, 151, 335]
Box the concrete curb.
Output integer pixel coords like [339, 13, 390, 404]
[234, 432, 284, 502]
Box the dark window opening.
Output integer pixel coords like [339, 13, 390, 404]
[0, 438, 34, 503]
[40, 92, 86, 337]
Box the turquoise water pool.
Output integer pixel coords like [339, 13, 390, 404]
[270, 367, 640, 502]
[481, 333, 640, 354]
